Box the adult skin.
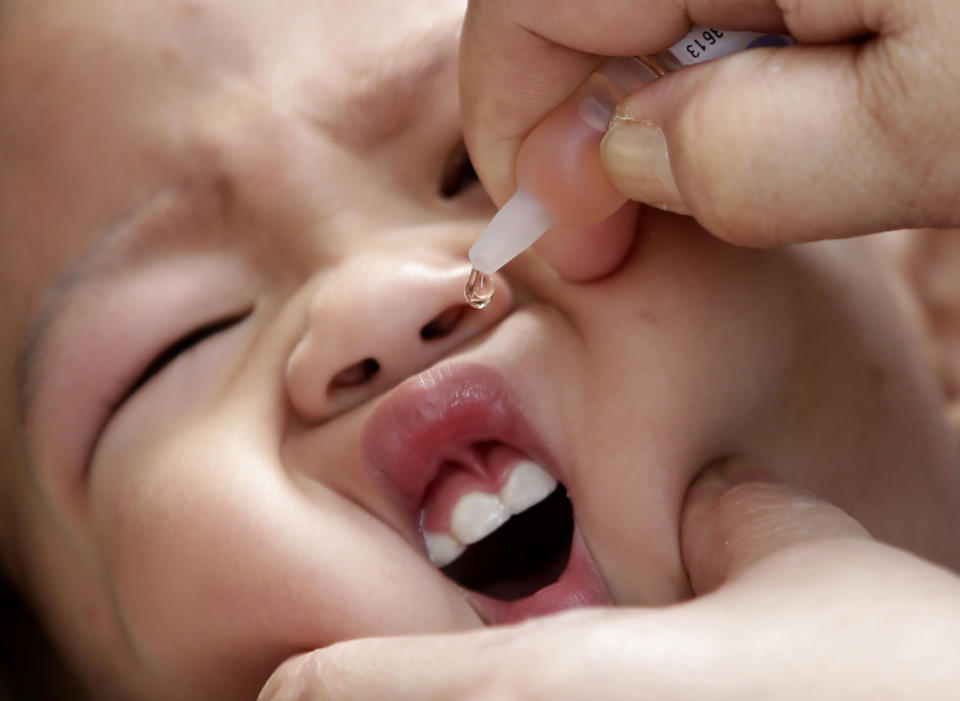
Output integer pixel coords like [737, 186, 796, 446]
[458, 0, 960, 279]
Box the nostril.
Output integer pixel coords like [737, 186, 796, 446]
[420, 305, 467, 341]
[328, 357, 381, 391]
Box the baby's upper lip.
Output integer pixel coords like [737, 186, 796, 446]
[361, 361, 555, 522]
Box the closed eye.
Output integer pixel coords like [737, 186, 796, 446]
[114, 307, 253, 410]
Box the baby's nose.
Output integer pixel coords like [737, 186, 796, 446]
[285, 254, 512, 422]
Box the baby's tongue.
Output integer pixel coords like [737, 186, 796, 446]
[420, 444, 557, 567]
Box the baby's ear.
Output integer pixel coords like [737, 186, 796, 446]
[895, 229, 960, 429]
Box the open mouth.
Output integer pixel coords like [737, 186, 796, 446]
[439, 485, 574, 599]
[363, 363, 610, 623]
[421, 443, 575, 600]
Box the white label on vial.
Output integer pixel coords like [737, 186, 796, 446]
[667, 27, 793, 67]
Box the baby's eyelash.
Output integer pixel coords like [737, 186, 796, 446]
[116, 308, 253, 409]
[438, 140, 479, 199]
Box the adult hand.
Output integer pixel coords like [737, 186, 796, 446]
[258, 464, 960, 699]
[460, 0, 960, 255]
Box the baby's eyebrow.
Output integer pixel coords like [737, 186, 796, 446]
[17, 183, 230, 428]
[307, 24, 460, 149]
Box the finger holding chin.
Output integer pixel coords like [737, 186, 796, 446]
[681, 458, 960, 617]
[675, 459, 960, 698]
[680, 460, 873, 596]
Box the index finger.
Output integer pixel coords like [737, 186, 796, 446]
[460, 0, 787, 205]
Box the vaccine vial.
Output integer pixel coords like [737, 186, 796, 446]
[640, 26, 792, 75]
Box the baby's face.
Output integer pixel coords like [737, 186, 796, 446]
[2, 0, 959, 698]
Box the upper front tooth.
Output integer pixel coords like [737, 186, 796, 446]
[499, 460, 557, 515]
[424, 531, 466, 567]
[451, 492, 510, 545]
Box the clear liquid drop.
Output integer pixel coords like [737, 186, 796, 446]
[464, 268, 494, 309]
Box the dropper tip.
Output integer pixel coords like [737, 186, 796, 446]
[468, 189, 553, 274]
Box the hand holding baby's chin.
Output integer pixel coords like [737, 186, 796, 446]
[259, 462, 960, 700]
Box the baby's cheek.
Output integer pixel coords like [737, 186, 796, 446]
[96, 444, 303, 694]
[93, 431, 479, 697]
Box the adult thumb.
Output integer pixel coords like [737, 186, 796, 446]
[680, 459, 872, 596]
[600, 41, 958, 246]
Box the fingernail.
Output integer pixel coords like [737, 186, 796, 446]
[580, 58, 660, 133]
[601, 116, 684, 212]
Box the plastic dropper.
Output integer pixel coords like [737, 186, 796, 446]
[463, 59, 648, 309]
[465, 26, 794, 309]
